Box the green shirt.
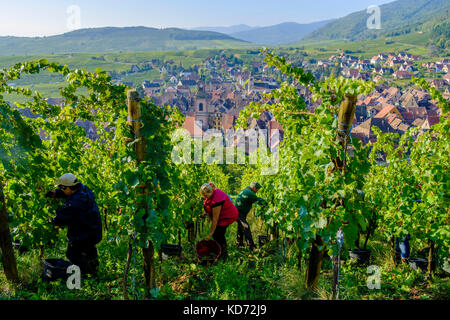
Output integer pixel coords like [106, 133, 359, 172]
[234, 187, 266, 217]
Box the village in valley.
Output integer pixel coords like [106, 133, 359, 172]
[13, 48, 448, 154]
[121, 50, 449, 152]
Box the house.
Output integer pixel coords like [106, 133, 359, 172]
[443, 73, 450, 85]
[401, 94, 419, 109]
[373, 66, 391, 75]
[343, 69, 361, 79]
[176, 85, 190, 94]
[385, 87, 401, 103]
[429, 79, 445, 89]
[371, 56, 380, 64]
[423, 62, 435, 69]
[398, 52, 409, 60]
[443, 87, 450, 100]
[179, 79, 197, 87]
[182, 117, 204, 138]
[142, 81, 160, 89]
[406, 106, 427, 119]
[411, 118, 425, 128]
[388, 58, 402, 67]
[421, 117, 440, 130]
[165, 86, 177, 94]
[169, 76, 178, 84]
[351, 117, 394, 144]
[222, 114, 236, 131]
[435, 63, 444, 72]
[374, 104, 403, 119]
[393, 71, 411, 79]
[410, 89, 431, 106]
[130, 65, 140, 73]
[355, 105, 368, 123]
[373, 75, 383, 83]
[367, 104, 383, 118]
[399, 64, 413, 72]
[46, 97, 65, 106]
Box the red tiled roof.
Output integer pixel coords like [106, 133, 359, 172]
[387, 113, 397, 123]
[222, 114, 235, 130]
[374, 104, 396, 118]
[427, 117, 440, 127]
[182, 117, 204, 137]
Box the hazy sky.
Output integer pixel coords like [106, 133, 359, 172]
[0, 0, 395, 37]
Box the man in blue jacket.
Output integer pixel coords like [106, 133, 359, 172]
[46, 173, 102, 276]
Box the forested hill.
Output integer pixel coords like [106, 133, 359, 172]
[229, 21, 334, 45]
[305, 0, 450, 41]
[0, 26, 251, 56]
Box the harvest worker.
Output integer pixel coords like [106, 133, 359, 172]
[200, 183, 238, 261]
[235, 182, 267, 251]
[45, 173, 102, 276]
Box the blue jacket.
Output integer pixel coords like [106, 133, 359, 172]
[52, 184, 102, 245]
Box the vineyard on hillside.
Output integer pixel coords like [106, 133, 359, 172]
[0, 52, 448, 300]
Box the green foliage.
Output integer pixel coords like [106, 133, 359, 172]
[305, 0, 450, 42]
[1, 52, 448, 299]
[237, 50, 375, 259]
[365, 78, 449, 261]
[0, 59, 181, 252]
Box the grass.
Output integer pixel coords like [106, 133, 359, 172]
[2, 208, 448, 300]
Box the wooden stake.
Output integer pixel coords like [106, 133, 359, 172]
[305, 94, 357, 291]
[336, 94, 357, 147]
[305, 235, 326, 290]
[123, 240, 133, 300]
[427, 239, 435, 278]
[0, 183, 18, 283]
[127, 89, 156, 292]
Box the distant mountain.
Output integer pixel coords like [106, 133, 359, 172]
[192, 25, 257, 35]
[0, 26, 252, 56]
[305, 0, 450, 41]
[229, 21, 335, 45]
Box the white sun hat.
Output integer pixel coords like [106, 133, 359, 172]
[56, 173, 79, 187]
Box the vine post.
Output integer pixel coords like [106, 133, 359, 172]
[127, 89, 156, 293]
[306, 93, 357, 291]
[0, 182, 19, 283]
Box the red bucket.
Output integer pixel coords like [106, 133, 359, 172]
[196, 240, 221, 265]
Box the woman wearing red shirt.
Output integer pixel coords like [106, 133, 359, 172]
[201, 183, 238, 261]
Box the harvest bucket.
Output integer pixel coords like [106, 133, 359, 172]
[196, 240, 221, 265]
[258, 236, 269, 247]
[349, 248, 371, 265]
[409, 258, 428, 272]
[42, 259, 73, 282]
[161, 244, 182, 257]
[12, 241, 29, 255]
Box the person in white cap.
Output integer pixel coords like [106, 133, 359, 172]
[45, 173, 102, 276]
